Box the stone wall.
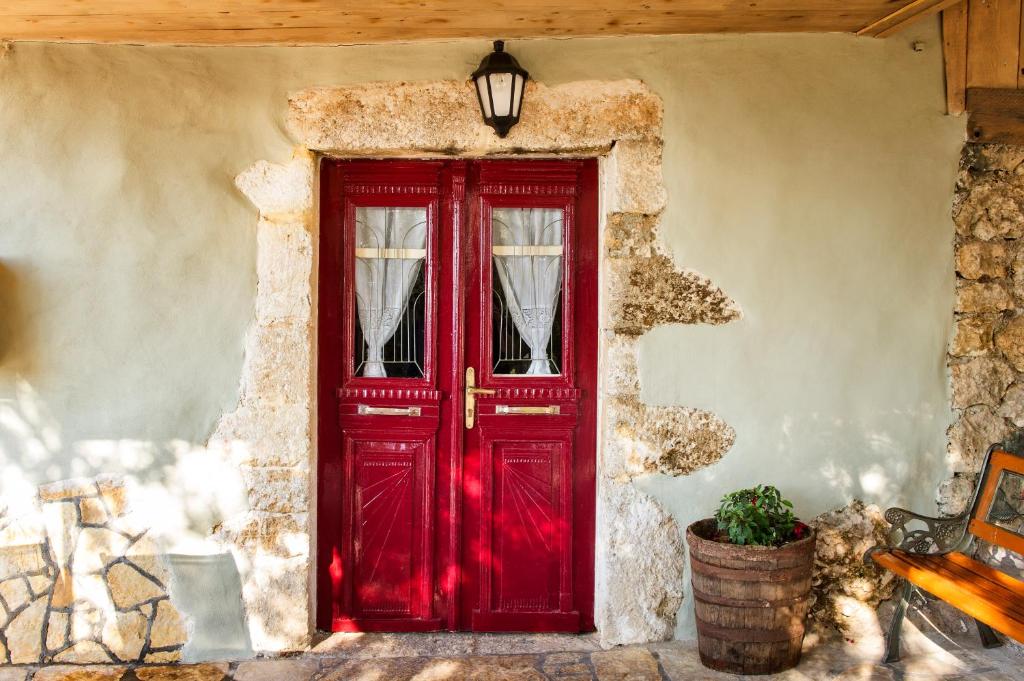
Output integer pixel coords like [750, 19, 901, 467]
[943, 143, 1024, 517]
[0, 477, 186, 664]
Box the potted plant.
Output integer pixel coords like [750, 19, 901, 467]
[686, 485, 816, 675]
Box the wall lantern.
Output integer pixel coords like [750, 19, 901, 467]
[472, 40, 529, 138]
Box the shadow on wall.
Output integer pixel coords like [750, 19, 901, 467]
[0, 378, 262, 663]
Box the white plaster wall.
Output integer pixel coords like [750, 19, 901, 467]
[0, 22, 964, 639]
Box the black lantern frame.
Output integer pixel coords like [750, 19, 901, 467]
[472, 40, 529, 138]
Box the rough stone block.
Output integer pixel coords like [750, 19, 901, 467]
[32, 666, 125, 681]
[107, 561, 165, 610]
[998, 383, 1024, 426]
[234, 659, 320, 681]
[256, 218, 313, 324]
[135, 664, 229, 681]
[948, 405, 1012, 473]
[243, 321, 311, 406]
[604, 213, 660, 259]
[951, 315, 996, 357]
[241, 555, 310, 652]
[287, 80, 662, 156]
[78, 497, 108, 526]
[46, 610, 69, 652]
[240, 467, 309, 514]
[7, 595, 47, 662]
[597, 482, 682, 646]
[101, 609, 147, 661]
[72, 527, 130, 574]
[955, 179, 1024, 240]
[605, 141, 667, 215]
[937, 474, 977, 516]
[149, 598, 188, 650]
[995, 315, 1024, 370]
[950, 357, 1015, 408]
[955, 282, 1015, 313]
[0, 576, 30, 612]
[236, 154, 314, 218]
[955, 240, 1008, 279]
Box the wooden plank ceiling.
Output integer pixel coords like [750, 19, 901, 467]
[0, 0, 954, 45]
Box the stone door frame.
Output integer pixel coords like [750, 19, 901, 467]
[224, 78, 740, 651]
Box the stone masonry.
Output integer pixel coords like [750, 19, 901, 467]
[943, 143, 1024, 519]
[0, 476, 186, 665]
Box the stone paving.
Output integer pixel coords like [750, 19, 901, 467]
[1, 623, 1021, 681]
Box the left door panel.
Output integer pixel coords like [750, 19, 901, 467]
[318, 160, 451, 632]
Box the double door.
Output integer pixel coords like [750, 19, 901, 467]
[317, 159, 597, 632]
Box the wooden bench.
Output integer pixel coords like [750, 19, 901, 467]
[865, 445, 1024, 662]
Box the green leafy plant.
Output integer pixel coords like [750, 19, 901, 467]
[714, 484, 808, 547]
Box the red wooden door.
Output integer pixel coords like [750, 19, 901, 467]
[318, 158, 597, 633]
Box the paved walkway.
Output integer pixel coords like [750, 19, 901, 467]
[5, 624, 1023, 680]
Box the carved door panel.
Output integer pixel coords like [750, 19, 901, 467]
[318, 159, 596, 633]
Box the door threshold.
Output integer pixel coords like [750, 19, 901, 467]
[310, 631, 601, 659]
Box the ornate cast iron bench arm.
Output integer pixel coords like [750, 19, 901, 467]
[870, 507, 971, 557]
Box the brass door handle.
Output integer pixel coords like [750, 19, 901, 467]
[465, 367, 495, 429]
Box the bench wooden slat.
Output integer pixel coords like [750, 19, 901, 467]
[872, 550, 1024, 643]
[907, 554, 1024, 619]
[944, 551, 1024, 599]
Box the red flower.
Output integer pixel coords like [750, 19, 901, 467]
[792, 522, 810, 539]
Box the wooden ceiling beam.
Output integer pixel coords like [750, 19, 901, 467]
[858, 0, 966, 38]
[0, 0, 952, 45]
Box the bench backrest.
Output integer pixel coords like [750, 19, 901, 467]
[968, 448, 1024, 556]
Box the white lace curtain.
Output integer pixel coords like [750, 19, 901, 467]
[492, 207, 564, 375]
[354, 207, 427, 377]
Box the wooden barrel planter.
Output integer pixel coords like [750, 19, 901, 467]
[686, 518, 816, 675]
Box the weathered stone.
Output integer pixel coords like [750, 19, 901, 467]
[937, 474, 977, 516]
[211, 401, 310, 469]
[240, 467, 308, 514]
[96, 478, 128, 518]
[606, 255, 741, 336]
[809, 501, 895, 637]
[215, 512, 308, 559]
[6, 595, 46, 662]
[287, 80, 661, 156]
[79, 497, 108, 525]
[101, 609, 147, 661]
[999, 383, 1024, 427]
[0, 668, 29, 681]
[38, 479, 99, 503]
[28, 572, 53, 598]
[242, 321, 310, 406]
[33, 666, 125, 681]
[605, 399, 734, 478]
[597, 482, 683, 646]
[46, 610, 69, 652]
[966, 143, 1024, 173]
[605, 213, 660, 259]
[602, 336, 641, 398]
[955, 282, 1015, 313]
[951, 315, 997, 357]
[955, 240, 1008, 279]
[135, 664, 229, 681]
[0, 544, 47, 581]
[233, 659, 320, 681]
[591, 647, 661, 680]
[144, 650, 183, 664]
[107, 561, 165, 610]
[255, 218, 313, 324]
[123, 536, 170, 586]
[42, 500, 79, 579]
[995, 315, 1024, 370]
[72, 527, 130, 574]
[647, 642, 711, 681]
[235, 153, 314, 217]
[52, 639, 113, 664]
[606, 140, 667, 214]
[950, 358, 1015, 408]
[0, 576, 30, 611]
[954, 179, 1024, 239]
[240, 555, 310, 652]
[149, 598, 188, 649]
[948, 406, 1011, 473]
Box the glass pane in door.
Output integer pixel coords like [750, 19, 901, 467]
[353, 207, 428, 378]
[491, 207, 564, 376]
